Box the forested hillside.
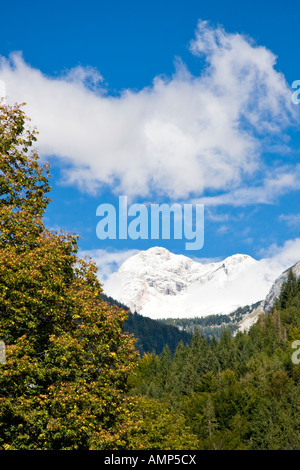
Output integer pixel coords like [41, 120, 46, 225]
[101, 293, 192, 355]
[158, 301, 262, 339]
[127, 270, 300, 449]
[102, 293, 260, 350]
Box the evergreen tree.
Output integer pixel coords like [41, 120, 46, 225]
[127, 267, 300, 450]
[276, 269, 298, 310]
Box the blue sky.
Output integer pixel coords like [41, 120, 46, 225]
[1, 0, 300, 282]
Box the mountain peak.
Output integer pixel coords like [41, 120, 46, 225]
[144, 246, 171, 256]
[104, 247, 269, 319]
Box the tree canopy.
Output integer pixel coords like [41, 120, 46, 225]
[0, 101, 51, 250]
[0, 102, 140, 450]
[129, 277, 300, 450]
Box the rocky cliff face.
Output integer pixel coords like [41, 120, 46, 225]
[263, 260, 300, 311]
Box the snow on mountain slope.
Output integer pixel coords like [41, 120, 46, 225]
[104, 246, 279, 319]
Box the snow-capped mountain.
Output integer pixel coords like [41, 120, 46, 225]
[104, 246, 280, 319]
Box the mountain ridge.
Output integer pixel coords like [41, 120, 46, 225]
[104, 246, 277, 319]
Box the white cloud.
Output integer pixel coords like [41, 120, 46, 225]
[0, 20, 296, 200]
[0, 80, 5, 99]
[195, 165, 300, 206]
[62, 65, 104, 90]
[279, 212, 300, 226]
[259, 238, 300, 270]
[79, 248, 139, 281]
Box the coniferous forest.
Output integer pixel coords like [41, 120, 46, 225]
[127, 269, 300, 449]
[1, 102, 300, 450]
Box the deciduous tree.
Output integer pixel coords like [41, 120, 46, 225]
[0, 102, 139, 450]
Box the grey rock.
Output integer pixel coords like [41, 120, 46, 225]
[263, 260, 300, 312]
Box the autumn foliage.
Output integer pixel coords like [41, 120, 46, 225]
[0, 101, 140, 449]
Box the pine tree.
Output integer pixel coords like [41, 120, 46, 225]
[204, 397, 218, 443]
[157, 344, 172, 392]
[276, 269, 298, 310]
